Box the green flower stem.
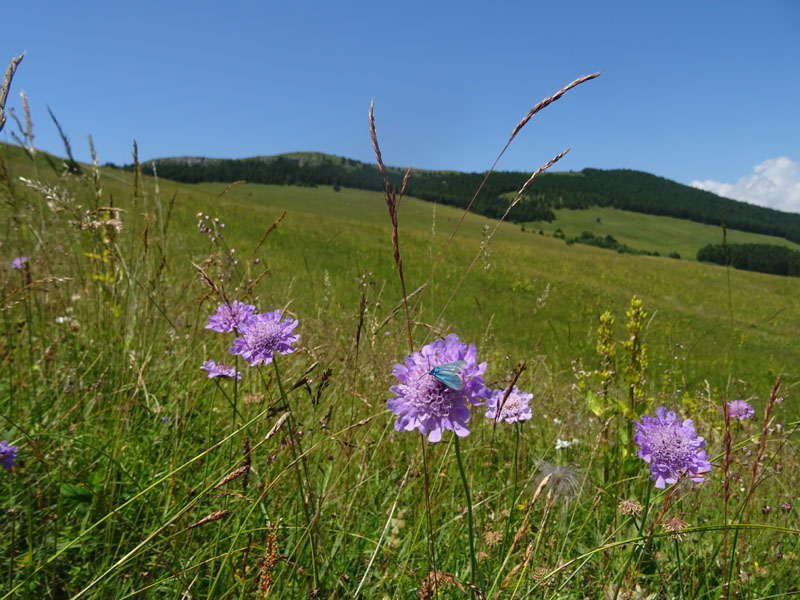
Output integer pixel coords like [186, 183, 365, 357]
[271, 356, 319, 590]
[674, 536, 685, 600]
[453, 434, 479, 593]
[501, 422, 521, 558]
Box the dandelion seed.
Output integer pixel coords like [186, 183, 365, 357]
[634, 406, 711, 488]
[201, 359, 242, 380]
[728, 400, 755, 420]
[205, 300, 256, 333]
[534, 459, 581, 503]
[0, 440, 19, 471]
[387, 334, 490, 442]
[10, 256, 28, 269]
[229, 310, 299, 366]
[485, 385, 533, 424]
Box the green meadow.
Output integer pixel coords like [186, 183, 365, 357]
[524, 205, 800, 260]
[1, 119, 798, 600]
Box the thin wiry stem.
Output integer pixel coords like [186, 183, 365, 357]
[733, 376, 781, 600]
[426, 148, 570, 341]
[410, 73, 599, 325]
[721, 395, 733, 600]
[369, 100, 414, 354]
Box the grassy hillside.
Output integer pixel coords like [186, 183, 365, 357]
[523, 205, 800, 259]
[184, 178, 800, 402]
[136, 151, 800, 244]
[5, 141, 796, 399]
[2, 140, 798, 599]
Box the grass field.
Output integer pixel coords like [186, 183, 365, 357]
[1, 126, 798, 600]
[523, 205, 800, 260]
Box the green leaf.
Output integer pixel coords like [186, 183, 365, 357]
[61, 483, 93, 505]
[587, 390, 604, 417]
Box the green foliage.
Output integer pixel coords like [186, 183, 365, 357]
[567, 230, 660, 256]
[698, 242, 800, 276]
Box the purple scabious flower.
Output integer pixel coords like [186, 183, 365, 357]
[485, 385, 533, 424]
[388, 333, 490, 443]
[1, 440, 19, 471]
[229, 310, 299, 366]
[634, 406, 711, 489]
[201, 359, 242, 380]
[10, 256, 29, 269]
[205, 300, 256, 333]
[728, 400, 755, 421]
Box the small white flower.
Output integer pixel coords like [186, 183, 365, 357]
[555, 438, 572, 450]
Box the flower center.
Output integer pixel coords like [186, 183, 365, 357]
[246, 319, 282, 351]
[407, 369, 451, 418]
[499, 395, 521, 415]
[648, 424, 693, 466]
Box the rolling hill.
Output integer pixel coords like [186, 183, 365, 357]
[121, 151, 800, 245]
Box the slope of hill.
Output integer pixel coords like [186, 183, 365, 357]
[3, 140, 798, 403]
[123, 152, 800, 244]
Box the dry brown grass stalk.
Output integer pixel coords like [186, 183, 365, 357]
[427, 147, 570, 339]
[254, 210, 286, 252]
[188, 509, 232, 529]
[258, 522, 279, 598]
[243, 266, 271, 299]
[411, 73, 599, 331]
[369, 100, 414, 353]
[213, 465, 250, 490]
[496, 541, 534, 596]
[191, 261, 222, 297]
[492, 472, 553, 596]
[721, 395, 733, 600]
[0, 53, 24, 133]
[261, 412, 290, 444]
[733, 376, 782, 599]
[491, 360, 527, 430]
[242, 435, 252, 491]
[507, 73, 600, 145]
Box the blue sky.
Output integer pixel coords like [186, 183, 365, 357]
[3, 1, 799, 211]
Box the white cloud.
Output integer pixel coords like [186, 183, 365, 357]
[690, 157, 800, 214]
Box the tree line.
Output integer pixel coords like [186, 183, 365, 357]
[697, 243, 800, 277]
[116, 154, 800, 244]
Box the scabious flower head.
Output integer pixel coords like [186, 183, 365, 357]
[10, 256, 29, 269]
[229, 310, 299, 366]
[727, 400, 755, 421]
[1, 440, 19, 471]
[634, 406, 711, 489]
[201, 359, 242, 380]
[205, 300, 256, 333]
[388, 333, 490, 443]
[485, 385, 533, 424]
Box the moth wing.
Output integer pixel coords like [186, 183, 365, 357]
[433, 360, 467, 391]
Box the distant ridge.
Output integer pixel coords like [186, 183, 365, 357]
[121, 152, 800, 245]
